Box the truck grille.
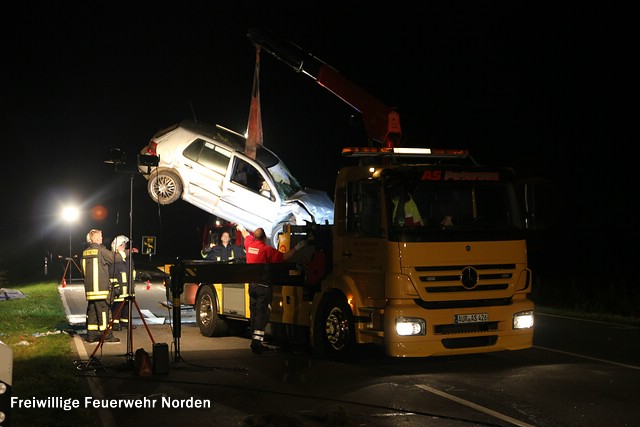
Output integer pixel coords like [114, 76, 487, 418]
[415, 297, 512, 310]
[416, 263, 515, 293]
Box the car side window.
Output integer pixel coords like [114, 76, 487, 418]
[232, 158, 264, 194]
[183, 139, 230, 175]
[182, 139, 203, 162]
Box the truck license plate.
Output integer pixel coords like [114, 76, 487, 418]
[454, 313, 488, 324]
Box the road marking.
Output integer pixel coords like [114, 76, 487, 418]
[534, 346, 640, 370]
[72, 336, 117, 427]
[61, 284, 118, 427]
[138, 309, 165, 324]
[536, 312, 640, 329]
[415, 384, 535, 427]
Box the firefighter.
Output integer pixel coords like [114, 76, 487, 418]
[236, 224, 305, 354]
[82, 229, 122, 343]
[205, 231, 245, 263]
[110, 235, 135, 331]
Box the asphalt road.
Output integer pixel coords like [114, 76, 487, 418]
[49, 282, 640, 427]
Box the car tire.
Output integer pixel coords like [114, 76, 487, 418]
[148, 170, 182, 205]
[271, 220, 293, 248]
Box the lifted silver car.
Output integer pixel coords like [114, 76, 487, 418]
[139, 119, 334, 246]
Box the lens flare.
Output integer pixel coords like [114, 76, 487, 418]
[90, 205, 108, 221]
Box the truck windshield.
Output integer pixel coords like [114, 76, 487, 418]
[384, 167, 524, 242]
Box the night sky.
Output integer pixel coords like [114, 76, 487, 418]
[1, 3, 634, 278]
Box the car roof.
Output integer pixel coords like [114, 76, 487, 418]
[175, 119, 281, 169]
[178, 119, 246, 152]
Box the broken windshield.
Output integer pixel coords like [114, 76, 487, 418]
[254, 146, 303, 199]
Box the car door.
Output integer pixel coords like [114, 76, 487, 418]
[180, 139, 232, 212]
[216, 156, 280, 232]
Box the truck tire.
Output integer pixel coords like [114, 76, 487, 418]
[196, 285, 230, 337]
[314, 294, 355, 360]
[148, 170, 182, 205]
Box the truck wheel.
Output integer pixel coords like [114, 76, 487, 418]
[196, 285, 230, 337]
[315, 294, 355, 360]
[148, 170, 182, 205]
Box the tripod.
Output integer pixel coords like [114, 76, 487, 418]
[86, 294, 156, 366]
[87, 151, 163, 369]
[60, 256, 83, 285]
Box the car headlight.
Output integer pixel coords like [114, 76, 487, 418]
[513, 310, 534, 329]
[395, 317, 426, 336]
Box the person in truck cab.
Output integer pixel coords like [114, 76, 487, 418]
[391, 188, 424, 227]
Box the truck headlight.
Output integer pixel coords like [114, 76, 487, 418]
[513, 310, 534, 329]
[395, 317, 426, 336]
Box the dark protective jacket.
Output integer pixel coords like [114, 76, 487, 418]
[206, 244, 246, 263]
[82, 243, 121, 301]
[111, 249, 135, 301]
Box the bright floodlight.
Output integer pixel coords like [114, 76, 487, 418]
[62, 206, 80, 223]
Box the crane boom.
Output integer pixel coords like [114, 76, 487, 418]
[247, 28, 401, 148]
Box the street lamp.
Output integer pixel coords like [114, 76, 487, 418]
[61, 205, 80, 283]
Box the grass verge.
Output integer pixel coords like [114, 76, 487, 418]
[0, 281, 100, 427]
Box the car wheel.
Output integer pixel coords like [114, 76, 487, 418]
[313, 294, 356, 360]
[196, 285, 230, 337]
[271, 220, 293, 248]
[148, 170, 182, 205]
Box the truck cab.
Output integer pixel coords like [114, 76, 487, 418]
[313, 147, 534, 357]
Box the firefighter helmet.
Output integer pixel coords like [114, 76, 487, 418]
[111, 235, 129, 251]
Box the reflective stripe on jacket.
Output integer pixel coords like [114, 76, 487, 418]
[113, 249, 135, 301]
[82, 243, 120, 300]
